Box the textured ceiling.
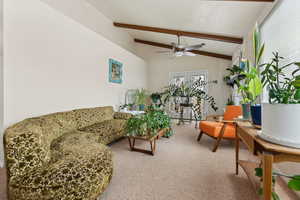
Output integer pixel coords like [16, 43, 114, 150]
[86, 0, 270, 56]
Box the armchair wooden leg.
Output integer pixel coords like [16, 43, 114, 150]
[212, 123, 227, 152]
[197, 131, 204, 142]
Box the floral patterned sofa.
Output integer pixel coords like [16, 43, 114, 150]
[4, 106, 132, 200]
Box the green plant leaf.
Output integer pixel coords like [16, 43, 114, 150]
[294, 89, 300, 100]
[292, 80, 300, 89]
[255, 167, 263, 177]
[248, 76, 262, 101]
[272, 192, 280, 200]
[288, 179, 300, 191]
[256, 44, 265, 66]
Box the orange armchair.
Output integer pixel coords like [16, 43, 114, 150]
[197, 105, 242, 152]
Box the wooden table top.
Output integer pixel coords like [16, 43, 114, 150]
[237, 121, 300, 156]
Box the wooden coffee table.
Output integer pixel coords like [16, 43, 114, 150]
[127, 128, 169, 156]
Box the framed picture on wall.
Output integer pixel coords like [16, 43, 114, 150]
[109, 58, 123, 84]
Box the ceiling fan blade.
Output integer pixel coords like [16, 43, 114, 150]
[175, 51, 184, 57]
[184, 43, 205, 51]
[183, 51, 197, 56]
[156, 50, 172, 53]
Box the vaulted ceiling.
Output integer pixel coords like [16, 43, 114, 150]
[86, 0, 273, 58]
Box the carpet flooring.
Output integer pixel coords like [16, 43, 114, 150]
[1, 124, 298, 200]
[100, 124, 258, 200]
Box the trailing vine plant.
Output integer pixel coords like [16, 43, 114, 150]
[160, 78, 218, 120]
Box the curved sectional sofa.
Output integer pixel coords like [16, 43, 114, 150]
[4, 106, 132, 200]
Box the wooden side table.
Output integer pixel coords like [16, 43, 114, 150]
[127, 128, 169, 156]
[236, 121, 300, 200]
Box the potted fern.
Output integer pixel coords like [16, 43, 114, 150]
[260, 52, 300, 147]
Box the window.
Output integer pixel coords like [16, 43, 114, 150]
[168, 70, 208, 119]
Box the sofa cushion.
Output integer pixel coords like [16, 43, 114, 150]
[73, 106, 114, 129]
[10, 144, 113, 200]
[79, 119, 126, 144]
[113, 112, 133, 120]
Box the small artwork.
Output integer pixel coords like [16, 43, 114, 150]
[109, 58, 123, 84]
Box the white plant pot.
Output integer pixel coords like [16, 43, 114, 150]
[261, 103, 300, 148]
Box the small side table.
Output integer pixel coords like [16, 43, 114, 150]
[177, 103, 193, 125]
[127, 128, 169, 156]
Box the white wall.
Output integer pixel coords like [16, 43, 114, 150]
[0, 0, 3, 168]
[40, 0, 137, 55]
[143, 46, 232, 115]
[1, 0, 147, 166]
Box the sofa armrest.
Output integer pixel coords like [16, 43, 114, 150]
[113, 112, 133, 120]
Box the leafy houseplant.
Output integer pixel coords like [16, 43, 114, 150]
[161, 79, 218, 120]
[238, 25, 264, 124]
[226, 96, 235, 106]
[125, 108, 172, 137]
[135, 89, 148, 111]
[223, 65, 246, 88]
[255, 167, 300, 200]
[259, 52, 300, 148]
[261, 52, 300, 104]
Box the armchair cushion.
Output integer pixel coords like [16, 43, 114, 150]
[200, 121, 236, 138]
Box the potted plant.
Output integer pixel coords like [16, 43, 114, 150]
[223, 65, 246, 88]
[161, 79, 218, 121]
[238, 25, 264, 124]
[260, 52, 300, 147]
[126, 107, 172, 137]
[150, 93, 161, 104]
[135, 89, 148, 111]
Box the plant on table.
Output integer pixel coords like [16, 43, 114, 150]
[254, 53, 300, 200]
[261, 52, 300, 104]
[161, 78, 218, 121]
[224, 65, 246, 88]
[125, 107, 172, 137]
[237, 25, 264, 122]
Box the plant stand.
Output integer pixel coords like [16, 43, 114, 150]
[127, 128, 169, 156]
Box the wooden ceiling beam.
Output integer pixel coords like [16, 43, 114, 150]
[114, 22, 243, 44]
[134, 39, 232, 61]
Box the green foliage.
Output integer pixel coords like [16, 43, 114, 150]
[238, 24, 264, 104]
[255, 167, 300, 200]
[261, 52, 300, 104]
[125, 108, 171, 137]
[150, 93, 161, 103]
[135, 89, 148, 105]
[160, 79, 218, 120]
[223, 65, 246, 88]
[226, 96, 234, 106]
[288, 176, 300, 191]
[255, 167, 263, 177]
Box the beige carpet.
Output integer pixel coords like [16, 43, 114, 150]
[100, 123, 258, 200]
[1, 124, 298, 200]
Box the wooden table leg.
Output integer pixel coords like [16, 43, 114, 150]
[150, 139, 156, 156]
[235, 134, 240, 175]
[263, 152, 273, 200]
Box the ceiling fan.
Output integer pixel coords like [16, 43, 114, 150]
[157, 36, 205, 57]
